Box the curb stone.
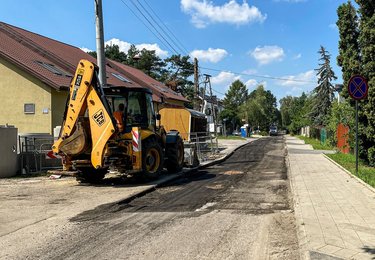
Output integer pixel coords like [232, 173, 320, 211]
[323, 154, 375, 194]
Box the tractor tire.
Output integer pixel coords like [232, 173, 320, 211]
[141, 138, 164, 180]
[165, 136, 184, 173]
[76, 167, 107, 183]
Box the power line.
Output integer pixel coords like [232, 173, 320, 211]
[133, 0, 184, 54]
[118, 0, 174, 54]
[212, 88, 226, 96]
[128, 0, 180, 55]
[142, 0, 190, 55]
[199, 66, 318, 84]
[185, 66, 315, 84]
[137, 0, 188, 55]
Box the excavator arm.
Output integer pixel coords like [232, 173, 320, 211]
[52, 60, 116, 169]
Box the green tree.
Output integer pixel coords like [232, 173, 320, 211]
[243, 89, 266, 131]
[336, 1, 361, 98]
[280, 96, 293, 129]
[280, 93, 312, 134]
[355, 0, 375, 165]
[85, 45, 195, 105]
[326, 100, 355, 148]
[86, 50, 97, 58]
[135, 48, 166, 81]
[105, 44, 127, 63]
[310, 46, 337, 126]
[242, 85, 278, 131]
[220, 80, 248, 131]
[86, 44, 166, 81]
[123, 45, 140, 67]
[163, 54, 194, 104]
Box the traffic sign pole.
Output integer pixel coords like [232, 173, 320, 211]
[355, 100, 358, 175]
[348, 75, 368, 176]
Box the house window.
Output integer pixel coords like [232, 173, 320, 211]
[111, 73, 132, 83]
[24, 103, 35, 114]
[35, 61, 72, 77]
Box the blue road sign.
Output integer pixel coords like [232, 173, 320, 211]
[348, 75, 368, 100]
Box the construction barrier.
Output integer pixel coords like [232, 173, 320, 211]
[19, 134, 61, 173]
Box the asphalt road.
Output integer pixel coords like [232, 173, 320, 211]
[3, 136, 299, 260]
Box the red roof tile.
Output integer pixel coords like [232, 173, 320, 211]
[0, 22, 186, 104]
[108, 60, 189, 104]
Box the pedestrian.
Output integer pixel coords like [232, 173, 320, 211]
[113, 103, 125, 132]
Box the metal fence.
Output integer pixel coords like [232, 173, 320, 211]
[19, 134, 61, 173]
[182, 132, 221, 165]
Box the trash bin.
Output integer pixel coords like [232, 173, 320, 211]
[320, 128, 327, 145]
[240, 127, 247, 138]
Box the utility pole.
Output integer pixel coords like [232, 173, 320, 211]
[95, 0, 107, 87]
[193, 58, 199, 110]
[201, 78, 206, 114]
[204, 74, 218, 152]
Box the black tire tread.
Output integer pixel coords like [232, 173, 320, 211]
[140, 137, 164, 181]
[165, 137, 184, 173]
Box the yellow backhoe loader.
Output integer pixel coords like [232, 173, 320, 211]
[52, 60, 184, 182]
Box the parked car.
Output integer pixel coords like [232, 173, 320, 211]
[232, 130, 241, 136]
[269, 126, 278, 136]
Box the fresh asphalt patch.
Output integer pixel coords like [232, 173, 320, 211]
[72, 136, 291, 220]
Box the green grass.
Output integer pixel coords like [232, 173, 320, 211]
[217, 135, 246, 140]
[297, 135, 334, 150]
[327, 153, 375, 188]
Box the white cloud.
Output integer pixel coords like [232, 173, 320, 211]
[106, 38, 131, 52]
[105, 38, 169, 58]
[80, 47, 93, 53]
[260, 81, 267, 88]
[329, 23, 338, 31]
[245, 79, 257, 88]
[181, 0, 266, 28]
[190, 48, 228, 63]
[293, 53, 302, 60]
[136, 43, 169, 57]
[244, 79, 267, 89]
[277, 70, 316, 87]
[250, 45, 285, 65]
[211, 71, 240, 86]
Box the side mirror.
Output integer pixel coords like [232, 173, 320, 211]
[156, 114, 161, 120]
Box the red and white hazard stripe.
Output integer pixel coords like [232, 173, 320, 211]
[132, 128, 141, 152]
[46, 151, 62, 159]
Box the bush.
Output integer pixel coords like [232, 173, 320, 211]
[326, 101, 355, 149]
[368, 147, 375, 167]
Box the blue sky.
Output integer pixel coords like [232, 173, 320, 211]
[0, 0, 348, 103]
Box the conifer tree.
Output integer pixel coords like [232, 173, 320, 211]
[310, 46, 337, 126]
[336, 1, 361, 98]
[355, 0, 375, 165]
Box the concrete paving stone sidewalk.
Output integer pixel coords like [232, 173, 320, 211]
[286, 136, 375, 260]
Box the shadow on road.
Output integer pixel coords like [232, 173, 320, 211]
[362, 246, 375, 259]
